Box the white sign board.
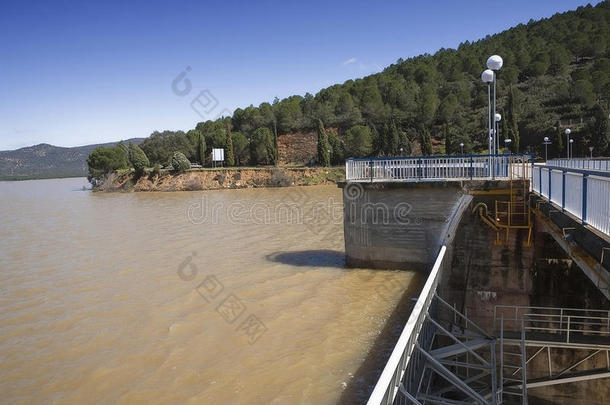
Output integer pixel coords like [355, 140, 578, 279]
[212, 148, 224, 162]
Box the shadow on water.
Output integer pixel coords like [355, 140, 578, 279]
[266, 250, 346, 268]
[337, 269, 426, 405]
[266, 249, 427, 404]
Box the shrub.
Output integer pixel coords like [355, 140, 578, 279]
[171, 152, 191, 172]
[270, 168, 292, 187]
[128, 142, 150, 176]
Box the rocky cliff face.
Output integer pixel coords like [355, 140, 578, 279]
[94, 167, 345, 192]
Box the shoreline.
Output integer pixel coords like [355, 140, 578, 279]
[93, 166, 345, 192]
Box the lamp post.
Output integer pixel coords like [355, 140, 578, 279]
[543, 136, 551, 161]
[481, 69, 494, 155]
[564, 128, 571, 158]
[400, 147, 404, 156]
[494, 113, 502, 155]
[589, 146, 594, 159]
[460, 142, 464, 154]
[504, 138, 512, 154]
[569, 139, 574, 159]
[487, 55, 503, 154]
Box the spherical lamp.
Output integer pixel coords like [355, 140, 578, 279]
[487, 55, 503, 70]
[481, 69, 494, 83]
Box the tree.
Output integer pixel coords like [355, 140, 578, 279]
[198, 132, 207, 165]
[316, 119, 330, 166]
[171, 151, 191, 172]
[443, 124, 453, 154]
[232, 131, 249, 165]
[572, 80, 595, 107]
[438, 93, 458, 124]
[419, 84, 439, 125]
[345, 125, 373, 157]
[506, 85, 521, 152]
[225, 120, 235, 166]
[128, 142, 149, 176]
[250, 127, 275, 165]
[590, 104, 609, 155]
[327, 129, 345, 165]
[421, 127, 433, 155]
[398, 129, 411, 156]
[141, 131, 195, 165]
[272, 120, 279, 165]
[87, 145, 130, 183]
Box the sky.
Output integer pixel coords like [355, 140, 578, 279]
[0, 0, 602, 150]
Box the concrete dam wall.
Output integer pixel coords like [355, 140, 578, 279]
[339, 181, 472, 271]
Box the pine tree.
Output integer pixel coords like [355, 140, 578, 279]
[198, 133, 206, 165]
[225, 120, 235, 166]
[398, 130, 411, 156]
[272, 120, 279, 165]
[389, 121, 400, 155]
[316, 119, 330, 166]
[554, 121, 563, 157]
[591, 104, 609, 155]
[443, 124, 453, 154]
[421, 127, 433, 155]
[507, 85, 520, 152]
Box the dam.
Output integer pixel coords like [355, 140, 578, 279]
[341, 154, 610, 405]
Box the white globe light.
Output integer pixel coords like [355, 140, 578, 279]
[487, 55, 503, 70]
[544, 137, 549, 142]
[569, 139, 574, 143]
[494, 113, 502, 122]
[564, 128, 571, 135]
[505, 139, 512, 144]
[481, 69, 494, 83]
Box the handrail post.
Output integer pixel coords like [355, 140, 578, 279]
[548, 168, 552, 202]
[369, 160, 374, 183]
[582, 173, 588, 225]
[469, 155, 473, 180]
[561, 170, 566, 212]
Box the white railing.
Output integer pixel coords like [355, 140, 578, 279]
[346, 154, 533, 182]
[367, 246, 447, 405]
[494, 305, 610, 345]
[547, 158, 610, 172]
[532, 164, 610, 236]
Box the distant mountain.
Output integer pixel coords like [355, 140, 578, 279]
[0, 139, 145, 180]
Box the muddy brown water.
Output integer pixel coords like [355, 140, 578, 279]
[0, 178, 422, 404]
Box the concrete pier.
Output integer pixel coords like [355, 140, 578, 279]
[339, 181, 471, 270]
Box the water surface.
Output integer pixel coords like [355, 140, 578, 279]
[0, 178, 421, 404]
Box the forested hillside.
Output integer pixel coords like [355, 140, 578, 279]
[0, 139, 144, 180]
[91, 2, 609, 178]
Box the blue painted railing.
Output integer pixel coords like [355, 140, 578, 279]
[345, 154, 534, 182]
[532, 164, 610, 236]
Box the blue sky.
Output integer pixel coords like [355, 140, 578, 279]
[0, 0, 600, 150]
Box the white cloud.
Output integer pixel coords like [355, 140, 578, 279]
[342, 57, 357, 65]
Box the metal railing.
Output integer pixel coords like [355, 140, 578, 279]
[367, 246, 447, 405]
[494, 305, 610, 345]
[532, 164, 610, 236]
[548, 158, 610, 172]
[346, 154, 533, 182]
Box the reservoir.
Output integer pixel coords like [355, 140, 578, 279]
[0, 178, 422, 404]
